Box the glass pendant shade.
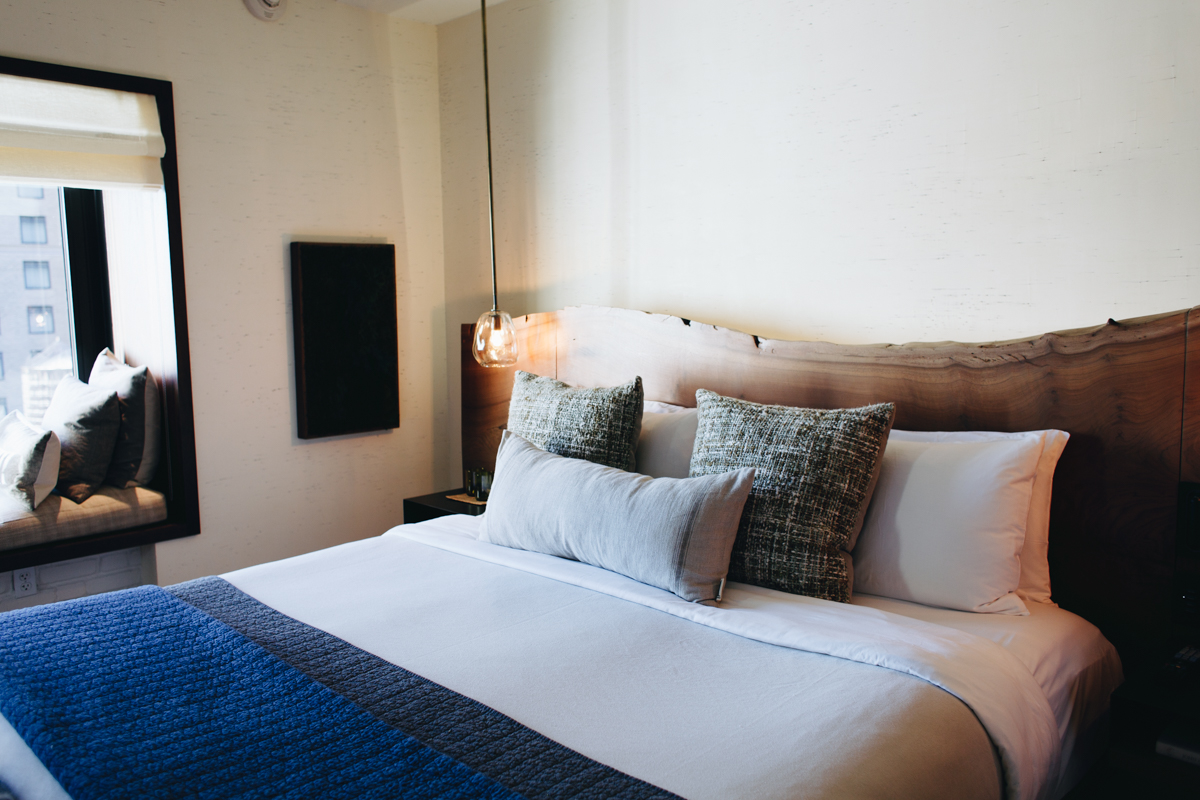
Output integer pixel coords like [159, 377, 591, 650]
[473, 309, 518, 367]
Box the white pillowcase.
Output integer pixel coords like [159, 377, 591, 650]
[636, 408, 698, 478]
[0, 411, 61, 510]
[643, 400, 689, 415]
[889, 429, 1069, 605]
[852, 436, 1045, 615]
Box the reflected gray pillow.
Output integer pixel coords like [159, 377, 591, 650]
[480, 432, 754, 604]
[689, 390, 895, 603]
[89, 348, 160, 488]
[42, 376, 121, 504]
[0, 411, 61, 510]
[507, 371, 643, 471]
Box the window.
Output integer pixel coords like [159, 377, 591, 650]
[17, 186, 43, 199]
[19, 215, 48, 244]
[23, 261, 51, 289]
[0, 353, 4, 381]
[0, 399, 6, 416]
[27, 306, 54, 334]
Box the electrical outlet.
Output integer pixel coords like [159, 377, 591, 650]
[13, 568, 36, 598]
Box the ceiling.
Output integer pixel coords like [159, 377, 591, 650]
[336, 0, 506, 26]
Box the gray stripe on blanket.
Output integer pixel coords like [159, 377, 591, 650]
[168, 577, 679, 800]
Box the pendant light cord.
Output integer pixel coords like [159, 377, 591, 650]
[481, 0, 498, 313]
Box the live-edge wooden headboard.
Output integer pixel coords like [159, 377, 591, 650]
[463, 305, 1200, 661]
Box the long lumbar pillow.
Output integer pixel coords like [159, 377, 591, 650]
[480, 431, 754, 604]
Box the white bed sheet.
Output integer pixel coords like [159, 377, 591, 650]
[1, 515, 1122, 800]
[850, 592, 1123, 797]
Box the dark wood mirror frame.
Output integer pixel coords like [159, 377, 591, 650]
[0, 54, 199, 571]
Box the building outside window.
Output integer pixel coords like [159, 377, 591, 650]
[23, 260, 50, 289]
[0, 186, 70, 422]
[0, 353, 4, 381]
[0, 399, 7, 416]
[19, 215, 47, 244]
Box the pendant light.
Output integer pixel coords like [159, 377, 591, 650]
[472, 0, 519, 368]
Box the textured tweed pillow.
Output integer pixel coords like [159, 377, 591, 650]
[507, 371, 643, 471]
[689, 390, 895, 602]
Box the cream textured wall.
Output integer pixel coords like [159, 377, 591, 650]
[438, 0, 1200, 355]
[0, 1, 449, 582]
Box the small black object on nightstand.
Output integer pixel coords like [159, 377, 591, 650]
[1092, 643, 1200, 796]
[403, 490, 487, 524]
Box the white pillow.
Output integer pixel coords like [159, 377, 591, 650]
[636, 409, 699, 478]
[852, 436, 1045, 614]
[643, 400, 689, 414]
[889, 428, 1068, 605]
[0, 411, 61, 510]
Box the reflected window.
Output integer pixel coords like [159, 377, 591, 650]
[23, 261, 51, 289]
[27, 306, 54, 334]
[20, 216, 48, 244]
[17, 186, 44, 199]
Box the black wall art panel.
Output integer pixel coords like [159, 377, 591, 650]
[291, 242, 399, 439]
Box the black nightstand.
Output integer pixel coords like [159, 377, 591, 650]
[403, 489, 487, 524]
[1070, 647, 1200, 797]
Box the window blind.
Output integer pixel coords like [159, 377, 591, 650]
[0, 73, 166, 189]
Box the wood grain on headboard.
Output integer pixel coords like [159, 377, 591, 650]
[463, 305, 1200, 653]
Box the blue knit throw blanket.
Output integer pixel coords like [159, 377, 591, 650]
[0, 586, 521, 800]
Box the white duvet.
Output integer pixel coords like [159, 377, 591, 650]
[395, 518, 1058, 800]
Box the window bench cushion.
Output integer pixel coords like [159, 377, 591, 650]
[0, 486, 167, 550]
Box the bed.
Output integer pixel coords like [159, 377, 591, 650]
[3, 304, 1195, 800]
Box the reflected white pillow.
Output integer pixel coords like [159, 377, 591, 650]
[0, 411, 61, 510]
[890, 429, 1068, 605]
[853, 437, 1044, 614]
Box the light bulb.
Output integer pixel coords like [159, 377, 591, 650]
[472, 309, 518, 367]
